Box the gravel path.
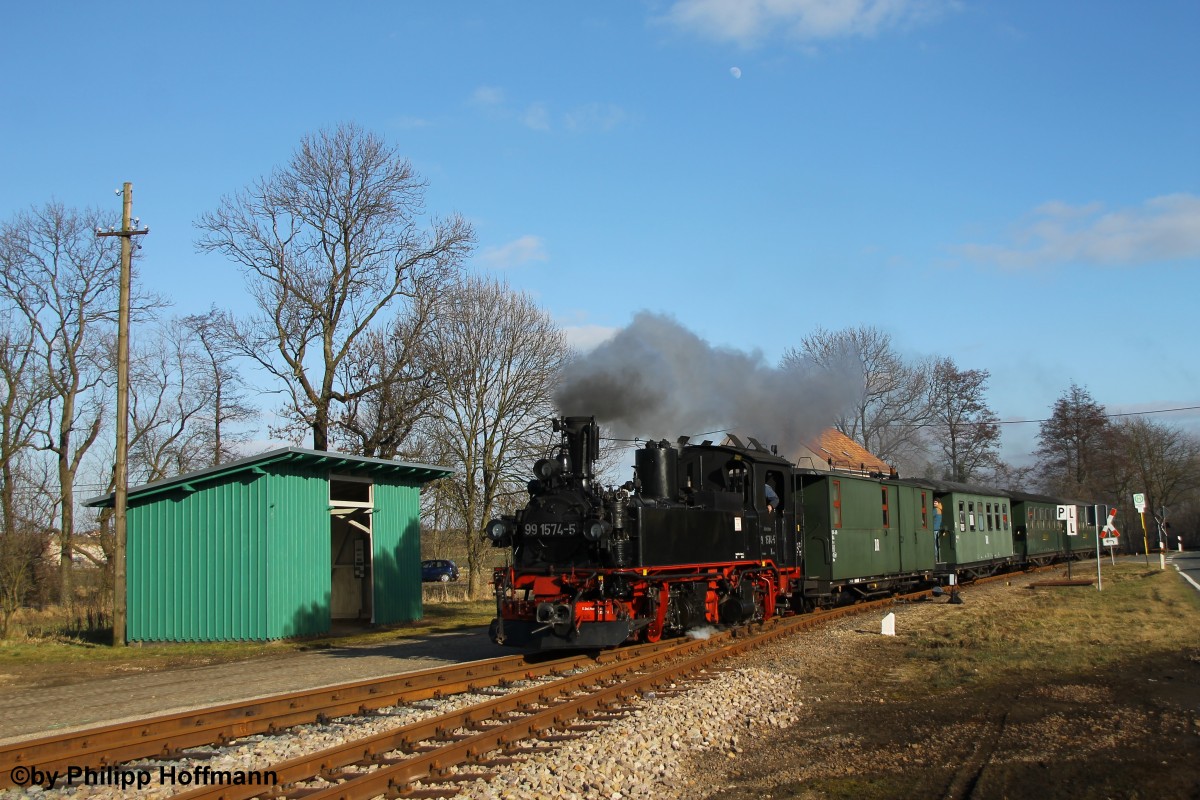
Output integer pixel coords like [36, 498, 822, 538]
[0, 630, 494, 743]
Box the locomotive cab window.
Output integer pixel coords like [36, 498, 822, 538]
[762, 470, 785, 512]
[721, 458, 750, 501]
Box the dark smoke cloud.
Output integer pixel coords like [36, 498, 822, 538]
[555, 311, 860, 459]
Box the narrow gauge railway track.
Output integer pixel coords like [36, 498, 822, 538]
[0, 646, 678, 790]
[168, 588, 964, 800]
[3, 569, 1041, 798]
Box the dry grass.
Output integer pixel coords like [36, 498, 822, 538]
[0, 599, 496, 689]
[896, 562, 1200, 691]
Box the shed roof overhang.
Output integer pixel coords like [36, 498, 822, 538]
[84, 448, 453, 508]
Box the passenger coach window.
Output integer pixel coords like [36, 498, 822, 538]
[1002, 503, 1009, 529]
[958, 501, 966, 532]
[833, 480, 842, 528]
[881, 487, 890, 527]
[968, 501, 976, 531]
[920, 491, 928, 529]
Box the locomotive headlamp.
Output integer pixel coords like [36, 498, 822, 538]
[485, 519, 510, 542]
[533, 458, 560, 480]
[583, 520, 611, 542]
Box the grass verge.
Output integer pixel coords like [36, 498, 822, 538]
[896, 561, 1200, 691]
[0, 600, 496, 690]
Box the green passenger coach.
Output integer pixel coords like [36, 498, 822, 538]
[922, 479, 1015, 578]
[796, 472, 935, 606]
[1009, 491, 1065, 566]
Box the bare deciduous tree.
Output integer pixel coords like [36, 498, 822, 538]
[0, 320, 54, 637]
[0, 203, 123, 602]
[1100, 418, 1200, 545]
[421, 277, 569, 595]
[125, 318, 226, 484]
[332, 301, 440, 459]
[180, 308, 257, 466]
[0, 478, 52, 639]
[0, 320, 50, 531]
[1036, 383, 1109, 497]
[784, 325, 932, 467]
[927, 357, 1002, 483]
[195, 122, 473, 451]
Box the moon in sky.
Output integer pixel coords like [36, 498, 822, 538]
[730, 67, 742, 79]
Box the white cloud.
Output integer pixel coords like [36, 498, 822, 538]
[958, 194, 1200, 269]
[563, 102, 627, 133]
[468, 87, 625, 134]
[471, 86, 505, 107]
[390, 115, 430, 130]
[661, 0, 946, 46]
[521, 103, 552, 131]
[478, 235, 548, 269]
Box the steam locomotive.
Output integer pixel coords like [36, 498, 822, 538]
[484, 416, 1099, 650]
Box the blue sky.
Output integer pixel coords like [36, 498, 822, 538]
[2, 1, 1197, 464]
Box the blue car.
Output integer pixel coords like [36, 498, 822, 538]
[421, 559, 460, 582]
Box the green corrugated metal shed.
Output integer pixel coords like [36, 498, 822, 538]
[86, 448, 451, 642]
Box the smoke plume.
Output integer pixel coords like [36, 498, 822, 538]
[554, 311, 859, 459]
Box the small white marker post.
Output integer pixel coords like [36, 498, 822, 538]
[881, 612, 896, 637]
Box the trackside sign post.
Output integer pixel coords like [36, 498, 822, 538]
[1100, 507, 1120, 551]
[1133, 493, 1162, 570]
[1057, 505, 1079, 580]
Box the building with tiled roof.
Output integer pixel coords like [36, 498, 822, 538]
[792, 428, 893, 476]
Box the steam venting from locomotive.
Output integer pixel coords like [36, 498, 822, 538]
[554, 311, 858, 458]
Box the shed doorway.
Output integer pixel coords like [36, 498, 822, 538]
[330, 475, 374, 622]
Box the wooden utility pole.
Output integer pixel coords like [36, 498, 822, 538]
[96, 183, 148, 646]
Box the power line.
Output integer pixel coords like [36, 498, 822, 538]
[998, 404, 1200, 426]
[600, 404, 1200, 444]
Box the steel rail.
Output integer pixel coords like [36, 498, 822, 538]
[169, 629, 743, 800]
[0, 645, 676, 790]
[169, 598, 916, 800]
